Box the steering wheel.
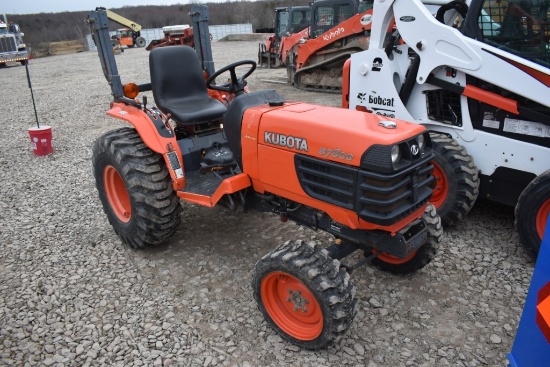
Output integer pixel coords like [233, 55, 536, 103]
[206, 60, 257, 95]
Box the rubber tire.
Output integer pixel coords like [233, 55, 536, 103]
[252, 240, 357, 350]
[20, 60, 28, 66]
[515, 169, 550, 261]
[92, 127, 181, 249]
[136, 37, 146, 48]
[429, 132, 479, 227]
[371, 204, 443, 275]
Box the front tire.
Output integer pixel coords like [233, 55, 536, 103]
[371, 204, 442, 275]
[515, 170, 550, 261]
[92, 127, 181, 248]
[252, 240, 357, 350]
[429, 132, 479, 226]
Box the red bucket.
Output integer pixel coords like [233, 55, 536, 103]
[28, 125, 54, 156]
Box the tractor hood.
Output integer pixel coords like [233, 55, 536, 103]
[255, 102, 427, 167]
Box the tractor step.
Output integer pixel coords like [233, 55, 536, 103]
[182, 172, 223, 196]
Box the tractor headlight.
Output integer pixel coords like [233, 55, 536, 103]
[391, 145, 401, 164]
[417, 134, 425, 150]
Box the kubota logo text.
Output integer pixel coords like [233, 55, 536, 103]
[322, 27, 345, 41]
[264, 132, 309, 152]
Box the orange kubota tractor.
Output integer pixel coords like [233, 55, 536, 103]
[286, 0, 375, 92]
[258, 6, 311, 68]
[87, 5, 442, 349]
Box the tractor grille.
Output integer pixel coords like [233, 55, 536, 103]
[356, 161, 433, 225]
[425, 89, 462, 126]
[0, 36, 17, 53]
[295, 154, 434, 226]
[295, 156, 357, 209]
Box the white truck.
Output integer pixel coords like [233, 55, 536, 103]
[0, 17, 29, 67]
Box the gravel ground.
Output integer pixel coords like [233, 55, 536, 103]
[0, 40, 534, 367]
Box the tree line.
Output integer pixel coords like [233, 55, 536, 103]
[4, 0, 309, 50]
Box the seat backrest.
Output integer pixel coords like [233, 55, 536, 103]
[223, 90, 284, 167]
[149, 46, 208, 109]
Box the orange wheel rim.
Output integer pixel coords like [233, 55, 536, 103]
[260, 271, 323, 340]
[375, 250, 416, 265]
[104, 165, 132, 223]
[536, 199, 550, 239]
[430, 161, 449, 209]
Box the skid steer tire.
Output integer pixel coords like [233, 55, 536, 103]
[92, 127, 181, 249]
[429, 132, 479, 227]
[515, 169, 550, 261]
[252, 240, 357, 350]
[371, 204, 442, 275]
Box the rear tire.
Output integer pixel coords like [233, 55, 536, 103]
[252, 240, 357, 350]
[92, 127, 181, 249]
[429, 132, 479, 226]
[515, 170, 550, 261]
[371, 204, 442, 275]
[136, 37, 146, 47]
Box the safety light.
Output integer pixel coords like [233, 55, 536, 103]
[123, 83, 139, 99]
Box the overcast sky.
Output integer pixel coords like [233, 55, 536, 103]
[0, 1, 190, 15]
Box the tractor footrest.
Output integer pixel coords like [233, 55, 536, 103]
[182, 172, 222, 196]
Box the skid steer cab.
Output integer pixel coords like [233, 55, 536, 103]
[87, 6, 442, 349]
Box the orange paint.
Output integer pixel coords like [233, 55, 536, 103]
[260, 272, 323, 341]
[177, 173, 251, 207]
[463, 85, 519, 114]
[295, 11, 374, 69]
[538, 294, 550, 330]
[107, 102, 186, 191]
[342, 58, 351, 108]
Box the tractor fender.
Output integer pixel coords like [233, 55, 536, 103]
[106, 102, 186, 191]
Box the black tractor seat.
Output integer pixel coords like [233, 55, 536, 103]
[149, 46, 227, 125]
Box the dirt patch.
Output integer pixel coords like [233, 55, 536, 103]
[32, 39, 88, 58]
